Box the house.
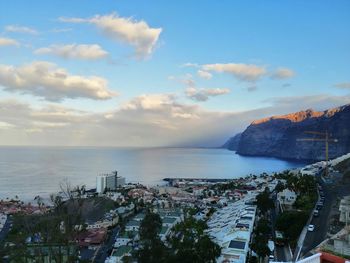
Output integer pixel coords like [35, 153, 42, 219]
[114, 231, 138, 247]
[105, 245, 132, 263]
[125, 219, 141, 231]
[277, 188, 297, 205]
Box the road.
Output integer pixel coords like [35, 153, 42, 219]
[300, 173, 350, 258]
[0, 216, 12, 242]
[93, 226, 120, 263]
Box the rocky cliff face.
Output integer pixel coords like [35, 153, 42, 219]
[225, 104, 350, 161]
[222, 133, 242, 151]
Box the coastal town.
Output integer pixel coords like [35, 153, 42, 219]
[1, 154, 350, 263]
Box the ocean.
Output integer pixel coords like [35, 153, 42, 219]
[0, 147, 306, 201]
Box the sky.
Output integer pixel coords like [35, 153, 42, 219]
[0, 0, 349, 147]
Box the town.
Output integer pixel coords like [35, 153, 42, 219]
[1, 154, 350, 263]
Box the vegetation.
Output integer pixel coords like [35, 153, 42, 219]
[276, 210, 309, 247]
[250, 219, 271, 260]
[256, 187, 274, 215]
[274, 171, 317, 247]
[135, 210, 221, 263]
[0, 183, 99, 262]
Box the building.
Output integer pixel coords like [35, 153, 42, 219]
[206, 194, 257, 263]
[339, 196, 350, 225]
[277, 188, 297, 206]
[96, 171, 126, 193]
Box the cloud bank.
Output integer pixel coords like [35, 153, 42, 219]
[1, 93, 347, 147]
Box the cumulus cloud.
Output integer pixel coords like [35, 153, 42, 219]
[5, 25, 38, 35]
[59, 13, 162, 58]
[201, 63, 266, 82]
[0, 37, 20, 47]
[197, 70, 212, 80]
[0, 61, 117, 101]
[335, 82, 350, 89]
[271, 67, 295, 79]
[34, 44, 109, 60]
[186, 87, 230, 102]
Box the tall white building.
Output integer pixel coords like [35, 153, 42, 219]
[96, 171, 126, 193]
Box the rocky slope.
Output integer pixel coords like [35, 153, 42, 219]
[224, 104, 350, 161]
[222, 133, 242, 151]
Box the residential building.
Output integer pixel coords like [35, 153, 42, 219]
[277, 188, 297, 205]
[96, 171, 126, 193]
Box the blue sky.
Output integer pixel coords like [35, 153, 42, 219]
[0, 1, 349, 146]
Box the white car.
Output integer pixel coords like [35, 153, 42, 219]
[308, 224, 315, 232]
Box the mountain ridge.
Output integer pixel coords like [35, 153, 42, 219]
[224, 104, 350, 161]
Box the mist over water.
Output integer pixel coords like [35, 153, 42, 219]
[0, 147, 306, 201]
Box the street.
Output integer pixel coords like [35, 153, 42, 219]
[301, 174, 350, 258]
[0, 216, 12, 242]
[93, 226, 120, 263]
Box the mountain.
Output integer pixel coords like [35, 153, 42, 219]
[222, 133, 242, 151]
[224, 104, 350, 161]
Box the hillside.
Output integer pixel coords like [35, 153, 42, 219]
[224, 104, 350, 161]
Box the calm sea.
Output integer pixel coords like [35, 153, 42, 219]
[0, 147, 306, 201]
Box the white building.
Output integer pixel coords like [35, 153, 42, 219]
[339, 195, 350, 225]
[96, 171, 126, 193]
[277, 188, 297, 205]
[206, 194, 257, 263]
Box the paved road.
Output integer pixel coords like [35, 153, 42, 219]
[301, 174, 350, 257]
[94, 226, 120, 263]
[0, 216, 12, 242]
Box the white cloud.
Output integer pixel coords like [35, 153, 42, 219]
[0, 37, 20, 47]
[201, 63, 266, 82]
[50, 28, 73, 33]
[0, 61, 117, 101]
[197, 70, 212, 80]
[271, 67, 295, 79]
[186, 87, 230, 102]
[34, 44, 108, 60]
[59, 13, 162, 58]
[335, 82, 350, 89]
[181, 62, 199, 68]
[5, 25, 38, 35]
[0, 121, 15, 129]
[122, 94, 177, 110]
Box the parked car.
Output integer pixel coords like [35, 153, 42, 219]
[308, 225, 315, 232]
[313, 210, 319, 217]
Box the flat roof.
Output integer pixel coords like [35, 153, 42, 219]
[228, 240, 246, 250]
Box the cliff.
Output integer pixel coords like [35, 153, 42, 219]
[225, 104, 350, 161]
[222, 133, 242, 151]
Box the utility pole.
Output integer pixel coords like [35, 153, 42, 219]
[297, 131, 338, 178]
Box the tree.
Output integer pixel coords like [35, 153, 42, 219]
[136, 211, 168, 263]
[169, 217, 221, 263]
[139, 210, 162, 241]
[256, 188, 274, 214]
[251, 235, 270, 261]
[275, 181, 285, 193]
[251, 218, 271, 262]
